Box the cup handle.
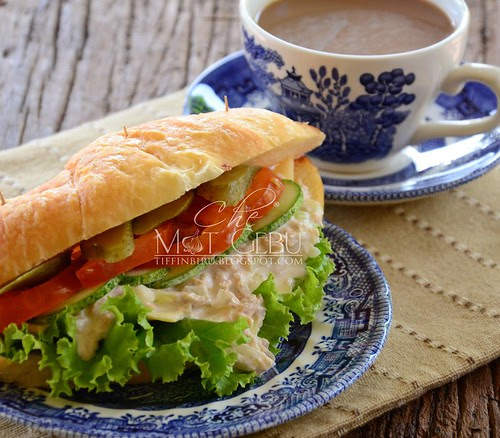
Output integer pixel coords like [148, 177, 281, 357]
[410, 63, 500, 144]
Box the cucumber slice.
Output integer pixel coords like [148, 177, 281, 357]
[151, 261, 209, 289]
[121, 267, 169, 286]
[32, 276, 122, 323]
[251, 179, 303, 236]
[150, 227, 253, 289]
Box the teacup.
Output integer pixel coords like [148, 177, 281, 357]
[240, 0, 500, 175]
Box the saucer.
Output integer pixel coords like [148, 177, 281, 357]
[184, 51, 499, 204]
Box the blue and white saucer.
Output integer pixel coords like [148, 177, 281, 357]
[0, 222, 391, 437]
[184, 51, 499, 204]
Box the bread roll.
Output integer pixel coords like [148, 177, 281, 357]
[0, 109, 324, 286]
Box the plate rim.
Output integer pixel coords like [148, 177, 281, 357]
[184, 50, 500, 205]
[0, 221, 392, 437]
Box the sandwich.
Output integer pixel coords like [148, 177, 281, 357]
[0, 108, 334, 397]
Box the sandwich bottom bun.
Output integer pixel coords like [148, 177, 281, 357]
[0, 157, 324, 390]
[0, 355, 51, 388]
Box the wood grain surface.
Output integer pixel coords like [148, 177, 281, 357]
[0, 0, 498, 436]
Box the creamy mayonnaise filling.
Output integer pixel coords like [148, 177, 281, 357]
[75, 286, 124, 360]
[74, 195, 323, 374]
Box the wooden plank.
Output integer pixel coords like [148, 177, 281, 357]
[466, 0, 500, 65]
[456, 365, 495, 437]
[465, 0, 485, 62]
[484, 0, 500, 65]
[0, 0, 240, 150]
[491, 360, 500, 438]
[345, 360, 499, 438]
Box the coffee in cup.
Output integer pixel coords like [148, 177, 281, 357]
[258, 0, 455, 55]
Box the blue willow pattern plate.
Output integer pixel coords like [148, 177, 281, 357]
[184, 51, 500, 204]
[0, 222, 391, 437]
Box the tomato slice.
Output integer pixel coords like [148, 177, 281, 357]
[192, 201, 247, 255]
[0, 264, 82, 332]
[76, 221, 175, 288]
[244, 168, 285, 222]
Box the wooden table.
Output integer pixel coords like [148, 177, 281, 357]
[0, 0, 498, 436]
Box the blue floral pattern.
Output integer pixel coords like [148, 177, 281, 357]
[0, 222, 391, 437]
[242, 28, 284, 86]
[312, 68, 415, 162]
[242, 29, 416, 163]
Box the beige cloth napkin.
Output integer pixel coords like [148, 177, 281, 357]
[0, 89, 498, 438]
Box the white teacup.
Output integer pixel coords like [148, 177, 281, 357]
[240, 0, 500, 174]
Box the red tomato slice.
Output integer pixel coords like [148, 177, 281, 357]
[0, 264, 82, 332]
[195, 202, 247, 255]
[244, 168, 285, 222]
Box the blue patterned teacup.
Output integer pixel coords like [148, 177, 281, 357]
[240, 0, 500, 175]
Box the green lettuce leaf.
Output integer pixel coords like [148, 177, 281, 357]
[0, 323, 41, 362]
[253, 233, 334, 352]
[253, 275, 294, 354]
[0, 286, 255, 397]
[145, 318, 254, 396]
[145, 330, 196, 384]
[283, 233, 335, 324]
[0, 286, 154, 397]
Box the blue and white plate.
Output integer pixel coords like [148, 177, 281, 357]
[0, 222, 391, 437]
[184, 51, 499, 204]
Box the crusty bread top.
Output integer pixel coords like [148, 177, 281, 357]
[0, 108, 325, 285]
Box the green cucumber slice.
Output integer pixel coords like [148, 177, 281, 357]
[150, 227, 252, 289]
[31, 276, 122, 323]
[151, 261, 210, 289]
[121, 267, 170, 286]
[251, 179, 303, 236]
